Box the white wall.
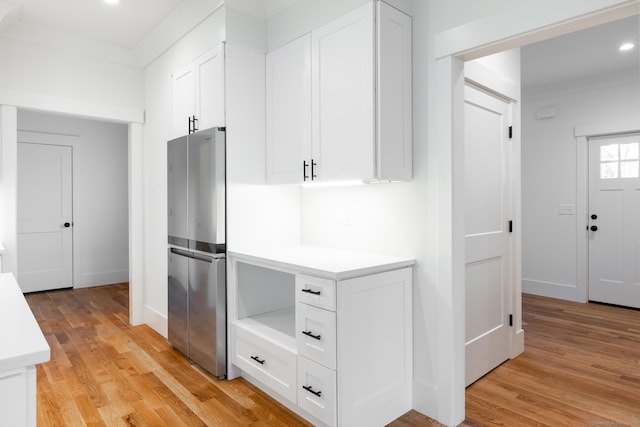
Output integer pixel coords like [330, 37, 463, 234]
[522, 79, 640, 300]
[17, 110, 129, 287]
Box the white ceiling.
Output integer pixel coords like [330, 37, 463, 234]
[0, 0, 185, 49]
[522, 15, 640, 95]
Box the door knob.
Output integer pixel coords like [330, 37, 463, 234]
[64, 222, 71, 228]
[591, 214, 598, 220]
[590, 225, 598, 231]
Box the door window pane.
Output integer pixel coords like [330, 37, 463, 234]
[600, 144, 619, 161]
[600, 162, 618, 179]
[621, 161, 639, 178]
[620, 142, 639, 160]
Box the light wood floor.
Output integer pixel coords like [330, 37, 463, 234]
[25, 284, 640, 426]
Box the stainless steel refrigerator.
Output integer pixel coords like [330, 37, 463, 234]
[167, 127, 226, 378]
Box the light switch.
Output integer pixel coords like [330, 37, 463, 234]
[558, 204, 575, 215]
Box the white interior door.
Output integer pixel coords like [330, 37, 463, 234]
[588, 133, 640, 308]
[464, 83, 512, 386]
[17, 142, 73, 293]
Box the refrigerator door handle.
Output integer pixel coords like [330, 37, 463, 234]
[192, 252, 214, 263]
[170, 247, 193, 258]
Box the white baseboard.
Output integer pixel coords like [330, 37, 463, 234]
[412, 379, 439, 423]
[74, 270, 129, 288]
[144, 305, 168, 338]
[522, 278, 580, 302]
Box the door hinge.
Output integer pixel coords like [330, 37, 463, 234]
[508, 125, 513, 139]
[509, 314, 513, 327]
[508, 220, 513, 233]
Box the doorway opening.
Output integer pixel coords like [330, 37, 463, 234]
[435, 2, 640, 424]
[16, 110, 130, 293]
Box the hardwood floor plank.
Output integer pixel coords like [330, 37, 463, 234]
[25, 284, 640, 426]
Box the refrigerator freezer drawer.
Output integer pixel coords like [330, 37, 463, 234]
[168, 248, 227, 378]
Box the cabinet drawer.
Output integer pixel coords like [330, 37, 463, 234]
[297, 356, 337, 427]
[296, 275, 336, 311]
[233, 325, 297, 403]
[296, 303, 336, 370]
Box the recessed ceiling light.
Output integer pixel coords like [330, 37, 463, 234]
[104, 0, 119, 4]
[619, 42, 635, 51]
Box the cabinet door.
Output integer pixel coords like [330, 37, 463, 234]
[172, 63, 196, 137]
[312, 3, 375, 182]
[266, 34, 312, 184]
[196, 46, 225, 130]
[377, 2, 412, 181]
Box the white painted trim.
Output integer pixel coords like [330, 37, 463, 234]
[434, 55, 466, 427]
[464, 60, 519, 101]
[144, 305, 168, 338]
[128, 123, 145, 326]
[575, 118, 640, 137]
[412, 379, 439, 420]
[0, 88, 144, 124]
[576, 135, 589, 303]
[435, 0, 639, 60]
[0, 106, 18, 276]
[74, 271, 129, 288]
[522, 279, 580, 301]
[508, 97, 524, 358]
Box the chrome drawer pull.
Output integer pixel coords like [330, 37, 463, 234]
[302, 385, 322, 397]
[250, 355, 265, 365]
[302, 330, 321, 340]
[301, 288, 321, 295]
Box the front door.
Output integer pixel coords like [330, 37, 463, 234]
[464, 83, 512, 386]
[588, 133, 640, 308]
[17, 142, 73, 293]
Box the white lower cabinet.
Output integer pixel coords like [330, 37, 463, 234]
[0, 366, 35, 427]
[296, 302, 336, 370]
[297, 356, 337, 426]
[233, 322, 297, 403]
[228, 247, 414, 427]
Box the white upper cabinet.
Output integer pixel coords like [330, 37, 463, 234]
[172, 45, 225, 138]
[376, 1, 412, 181]
[312, 2, 375, 182]
[265, 1, 412, 184]
[266, 34, 312, 184]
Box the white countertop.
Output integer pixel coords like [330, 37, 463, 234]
[229, 245, 415, 280]
[0, 273, 50, 372]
